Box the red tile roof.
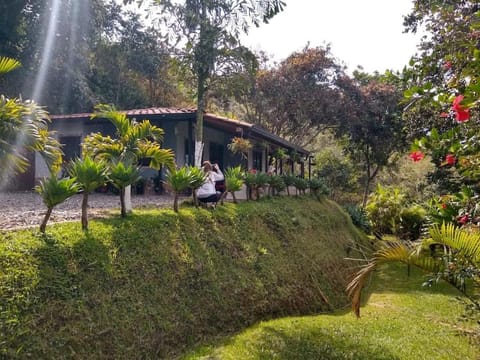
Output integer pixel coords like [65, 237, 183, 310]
[50, 107, 309, 155]
[50, 107, 196, 119]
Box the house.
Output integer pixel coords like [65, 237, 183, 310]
[12, 108, 312, 190]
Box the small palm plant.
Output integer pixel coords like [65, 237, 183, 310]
[293, 177, 308, 195]
[35, 175, 79, 233]
[267, 175, 285, 196]
[282, 174, 296, 196]
[255, 172, 270, 199]
[69, 156, 108, 230]
[187, 166, 207, 207]
[224, 166, 244, 203]
[108, 162, 141, 217]
[347, 223, 480, 317]
[308, 178, 329, 199]
[164, 167, 192, 212]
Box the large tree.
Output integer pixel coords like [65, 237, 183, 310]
[130, 0, 286, 166]
[250, 46, 346, 148]
[335, 75, 405, 207]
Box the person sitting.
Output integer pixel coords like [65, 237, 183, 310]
[197, 161, 224, 205]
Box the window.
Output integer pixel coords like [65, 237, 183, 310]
[252, 150, 263, 171]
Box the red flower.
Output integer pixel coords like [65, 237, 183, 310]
[452, 95, 470, 122]
[443, 61, 452, 70]
[445, 154, 456, 165]
[249, 168, 257, 174]
[440, 112, 449, 118]
[441, 203, 447, 209]
[458, 214, 469, 225]
[409, 151, 425, 162]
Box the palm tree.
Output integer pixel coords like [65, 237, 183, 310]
[164, 167, 192, 212]
[35, 175, 79, 233]
[108, 162, 141, 217]
[0, 57, 62, 185]
[347, 223, 480, 317]
[83, 104, 175, 213]
[224, 166, 244, 203]
[187, 166, 207, 207]
[69, 157, 108, 230]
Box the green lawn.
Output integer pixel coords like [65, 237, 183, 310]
[183, 263, 479, 360]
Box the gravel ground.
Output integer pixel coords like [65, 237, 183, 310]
[0, 191, 176, 230]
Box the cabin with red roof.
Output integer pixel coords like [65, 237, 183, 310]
[10, 108, 311, 191]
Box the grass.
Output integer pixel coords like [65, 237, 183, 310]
[0, 196, 370, 359]
[183, 263, 479, 359]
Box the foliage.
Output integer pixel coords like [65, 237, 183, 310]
[0, 58, 62, 185]
[224, 166, 244, 202]
[293, 177, 308, 195]
[136, 0, 285, 165]
[227, 137, 252, 160]
[335, 77, 406, 207]
[426, 186, 480, 228]
[0, 57, 20, 75]
[108, 162, 142, 217]
[308, 177, 329, 198]
[0, 197, 369, 358]
[34, 175, 79, 233]
[398, 204, 427, 241]
[164, 166, 197, 212]
[365, 184, 408, 236]
[267, 174, 286, 196]
[314, 149, 357, 199]
[250, 46, 347, 147]
[68, 156, 108, 230]
[347, 223, 480, 319]
[281, 174, 296, 196]
[343, 204, 371, 234]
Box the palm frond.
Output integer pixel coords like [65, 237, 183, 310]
[91, 104, 130, 138]
[428, 223, 480, 263]
[35, 176, 79, 209]
[0, 57, 21, 75]
[68, 156, 108, 192]
[164, 167, 193, 193]
[139, 142, 175, 171]
[108, 161, 141, 189]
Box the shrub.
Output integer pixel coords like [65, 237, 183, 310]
[268, 175, 286, 196]
[365, 184, 406, 236]
[224, 166, 244, 203]
[308, 177, 330, 198]
[344, 204, 371, 234]
[398, 204, 427, 240]
[282, 174, 296, 196]
[293, 177, 308, 195]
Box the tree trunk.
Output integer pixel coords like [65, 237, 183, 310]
[192, 191, 198, 207]
[231, 191, 237, 204]
[173, 193, 179, 213]
[120, 187, 126, 217]
[194, 75, 207, 167]
[40, 207, 53, 233]
[81, 192, 89, 231]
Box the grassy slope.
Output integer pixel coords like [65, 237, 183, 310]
[185, 263, 479, 360]
[0, 196, 369, 359]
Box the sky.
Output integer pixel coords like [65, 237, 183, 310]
[241, 0, 421, 73]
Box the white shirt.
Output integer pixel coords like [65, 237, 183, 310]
[197, 169, 224, 198]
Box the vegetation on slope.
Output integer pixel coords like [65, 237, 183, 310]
[184, 263, 479, 360]
[0, 197, 368, 359]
